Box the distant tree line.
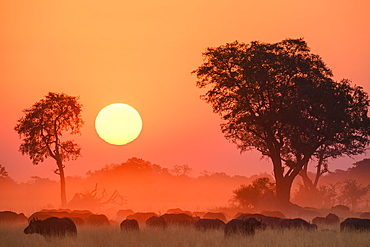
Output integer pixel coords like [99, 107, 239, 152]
[231, 159, 370, 211]
[294, 159, 370, 210]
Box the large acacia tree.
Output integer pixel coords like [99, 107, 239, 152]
[15, 92, 84, 207]
[193, 38, 370, 208]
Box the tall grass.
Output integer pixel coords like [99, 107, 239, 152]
[1, 224, 370, 247]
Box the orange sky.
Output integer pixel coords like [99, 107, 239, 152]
[1, 0, 370, 182]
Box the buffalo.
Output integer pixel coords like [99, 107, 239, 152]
[0, 211, 27, 223]
[116, 209, 135, 222]
[161, 213, 199, 226]
[326, 213, 340, 224]
[126, 212, 158, 225]
[224, 218, 262, 237]
[194, 219, 225, 231]
[340, 218, 370, 232]
[28, 211, 68, 222]
[193, 212, 206, 218]
[260, 211, 286, 218]
[146, 216, 167, 229]
[68, 217, 85, 226]
[120, 219, 140, 231]
[235, 213, 278, 229]
[277, 218, 317, 230]
[312, 216, 326, 225]
[24, 217, 77, 238]
[359, 212, 370, 219]
[312, 213, 340, 225]
[166, 208, 193, 216]
[235, 213, 265, 221]
[203, 212, 227, 222]
[28, 209, 93, 226]
[86, 214, 110, 226]
[261, 216, 281, 229]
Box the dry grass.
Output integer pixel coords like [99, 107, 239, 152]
[1, 224, 370, 247]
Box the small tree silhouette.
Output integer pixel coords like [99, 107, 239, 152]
[231, 177, 275, 209]
[171, 165, 192, 176]
[338, 179, 369, 210]
[14, 92, 83, 207]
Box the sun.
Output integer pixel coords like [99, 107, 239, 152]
[95, 103, 143, 145]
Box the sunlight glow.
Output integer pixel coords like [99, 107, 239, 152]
[95, 103, 143, 145]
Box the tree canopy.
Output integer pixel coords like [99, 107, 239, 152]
[232, 177, 275, 209]
[15, 92, 83, 206]
[193, 38, 370, 207]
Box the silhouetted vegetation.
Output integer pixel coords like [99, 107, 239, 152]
[171, 165, 193, 176]
[68, 183, 125, 211]
[1, 156, 370, 216]
[338, 180, 369, 210]
[0, 164, 14, 184]
[14, 92, 84, 207]
[193, 38, 370, 208]
[293, 160, 370, 209]
[0, 164, 9, 178]
[231, 177, 276, 210]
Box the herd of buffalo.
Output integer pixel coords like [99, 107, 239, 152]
[1, 209, 370, 239]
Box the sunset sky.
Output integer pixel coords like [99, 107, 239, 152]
[1, 0, 369, 182]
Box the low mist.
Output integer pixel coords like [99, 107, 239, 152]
[1, 157, 370, 220]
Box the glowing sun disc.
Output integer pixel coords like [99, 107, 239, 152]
[95, 103, 143, 145]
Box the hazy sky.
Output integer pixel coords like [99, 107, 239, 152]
[1, 0, 369, 182]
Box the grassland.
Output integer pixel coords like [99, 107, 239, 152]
[1, 224, 370, 247]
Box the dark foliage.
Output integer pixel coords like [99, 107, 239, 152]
[193, 38, 370, 205]
[14, 92, 83, 207]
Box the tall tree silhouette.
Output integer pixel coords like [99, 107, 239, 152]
[15, 92, 83, 207]
[193, 38, 370, 208]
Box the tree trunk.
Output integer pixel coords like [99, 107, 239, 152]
[275, 176, 292, 208]
[299, 168, 315, 190]
[271, 153, 292, 208]
[299, 146, 326, 190]
[57, 159, 67, 208]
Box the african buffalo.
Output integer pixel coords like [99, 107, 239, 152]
[116, 209, 135, 221]
[277, 218, 317, 230]
[193, 212, 206, 218]
[235, 213, 277, 229]
[312, 216, 326, 225]
[86, 214, 110, 226]
[261, 216, 281, 229]
[28, 211, 69, 222]
[166, 208, 193, 216]
[126, 212, 158, 225]
[120, 219, 140, 231]
[260, 211, 286, 218]
[68, 217, 85, 226]
[203, 212, 227, 222]
[161, 213, 200, 226]
[24, 217, 77, 237]
[224, 218, 262, 237]
[28, 209, 93, 226]
[340, 218, 370, 232]
[359, 212, 370, 219]
[146, 216, 167, 229]
[325, 213, 340, 224]
[0, 211, 27, 223]
[194, 219, 225, 231]
[312, 213, 340, 225]
[236, 213, 265, 221]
